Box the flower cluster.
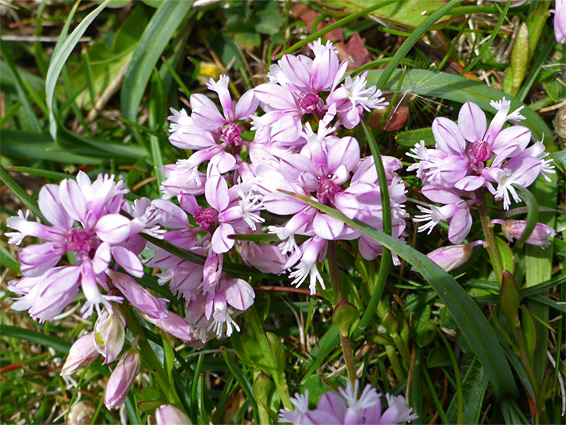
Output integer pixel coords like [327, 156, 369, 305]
[152, 39, 403, 339]
[279, 380, 418, 424]
[408, 99, 553, 245]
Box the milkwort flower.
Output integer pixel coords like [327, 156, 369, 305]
[148, 170, 262, 340]
[408, 98, 553, 241]
[6, 172, 154, 321]
[165, 74, 258, 193]
[259, 110, 407, 294]
[279, 380, 418, 424]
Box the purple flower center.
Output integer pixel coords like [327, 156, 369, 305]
[469, 140, 492, 172]
[297, 92, 320, 114]
[317, 177, 344, 205]
[66, 227, 98, 255]
[194, 207, 217, 231]
[221, 123, 243, 146]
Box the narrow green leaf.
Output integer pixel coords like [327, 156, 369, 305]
[503, 22, 529, 96]
[0, 244, 20, 272]
[365, 69, 555, 146]
[1, 130, 103, 164]
[0, 166, 45, 222]
[0, 41, 42, 133]
[284, 192, 518, 398]
[512, 184, 539, 247]
[0, 324, 70, 353]
[375, 0, 464, 89]
[46, 0, 112, 140]
[220, 347, 260, 425]
[121, 1, 193, 123]
[9, 166, 72, 182]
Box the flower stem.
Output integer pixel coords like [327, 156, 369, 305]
[124, 308, 185, 411]
[328, 241, 356, 385]
[477, 190, 504, 285]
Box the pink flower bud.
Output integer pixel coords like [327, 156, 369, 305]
[94, 306, 126, 365]
[426, 241, 485, 272]
[104, 342, 141, 409]
[155, 404, 191, 425]
[492, 219, 556, 247]
[61, 333, 99, 375]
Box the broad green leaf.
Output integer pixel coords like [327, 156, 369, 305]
[329, 0, 450, 28]
[365, 69, 555, 146]
[496, 237, 514, 274]
[395, 127, 434, 147]
[46, 0, 112, 141]
[427, 346, 451, 368]
[446, 358, 489, 424]
[121, 1, 193, 123]
[287, 193, 518, 398]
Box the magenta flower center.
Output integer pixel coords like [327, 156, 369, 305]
[66, 227, 98, 255]
[297, 92, 320, 114]
[469, 140, 492, 172]
[317, 177, 344, 205]
[194, 207, 218, 230]
[221, 123, 243, 146]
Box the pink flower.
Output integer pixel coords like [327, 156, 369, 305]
[279, 380, 418, 425]
[554, 0, 566, 43]
[155, 405, 191, 425]
[104, 342, 141, 409]
[492, 219, 556, 247]
[426, 241, 485, 271]
[61, 333, 99, 375]
[6, 172, 150, 319]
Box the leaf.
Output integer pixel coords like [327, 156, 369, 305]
[427, 346, 451, 368]
[365, 69, 555, 145]
[446, 358, 489, 424]
[329, 0, 451, 28]
[220, 347, 260, 425]
[121, 1, 193, 123]
[395, 127, 435, 147]
[511, 184, 539, 248]
[46, 0, 112, 141]
[1, 130, 103, 164]
[0, 166, 45, 222]
[0, 324, 70, 353]
[286, 192, 518, 399]
[0, 244, 19, 272]
[495, 237, 514, 274]
[69, 6, 149, 107]
[253, 9, 284, 35]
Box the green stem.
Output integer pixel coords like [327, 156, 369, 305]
[246, 307, 292, 409]
[354, 121, 392, 338]
[124, 309, 185, 411]
[477, 190, 504, 285]
[328, 241, 356, 385]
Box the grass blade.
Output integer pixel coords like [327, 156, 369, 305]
[120, 1, 194, 123]
[365, 69, 555, 146]
[46, 0, 111, 141]
[0, 324, 70, 353]
[0, 166, 45, 222]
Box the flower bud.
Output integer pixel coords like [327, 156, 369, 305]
[61, 333, 99, 375]
[94, 305, 126, 365]
[155, 404, 192, 425]
[104, 342, 141, 409]
[492, 219, 556, 247]
[426, 241, 484, 272]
